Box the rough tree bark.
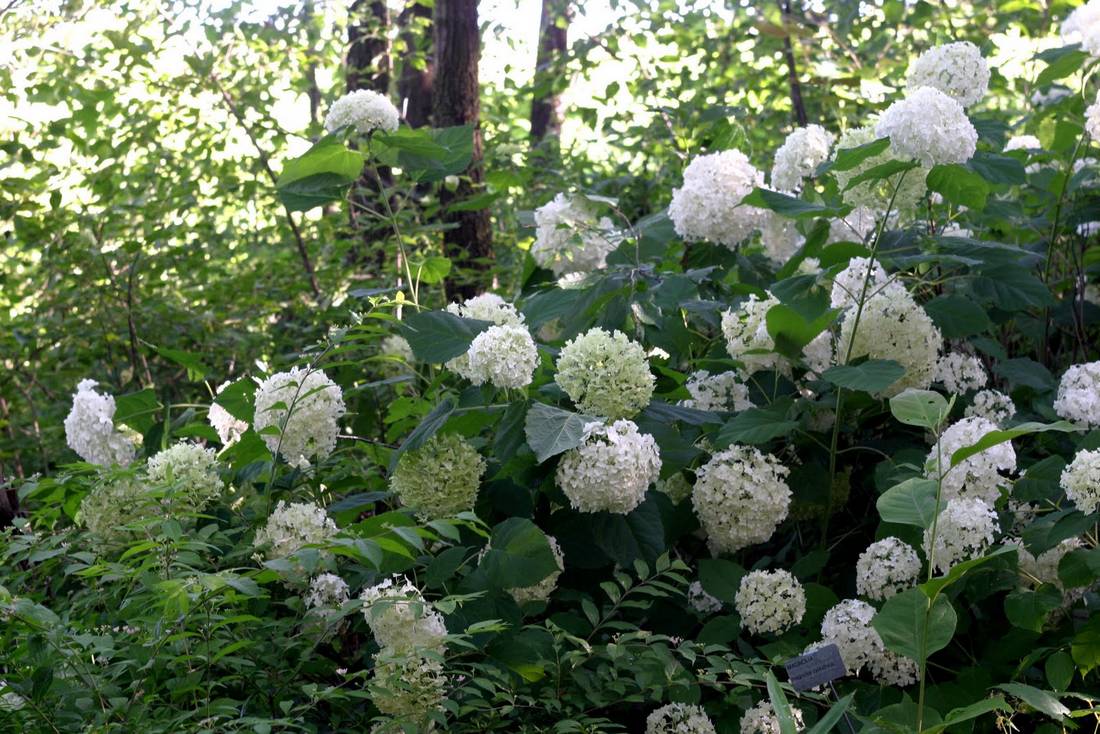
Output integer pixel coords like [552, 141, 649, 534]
[398, 0, 434, 128]
[434, 0, 493, 299]
[530, 0, 570, 146]
[777, 0, 807, 127]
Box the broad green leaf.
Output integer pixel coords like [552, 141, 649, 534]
[889, 389, 950, 429]
[994, 358, 1056, 391]
[804, 694, 855, 734]
[413, 256, 452, 284]
[399, 311, 492, 363]
[713, 400, 798, 446]
[115, 388, 162, 433]
[842, 159, 919, 192]
[698, 558, 746, 602]
[149, 344, 208, 381]
[371, 125, 474, 182]
[922, 697, 1010, 734]
[971, 264, 1056, 310]
[927, 164, 989, 210]
[740, 188, 845, 219]
[920, 545, 1017, 598]
[968, 151, 1027, 185]
[524, 403, 596, 463]
[996, 683, 1070, 722]
[1072, 615, 1100, 675]
[1057, 547, 1100, 588]
[213, 378, 256, 424]
[478, 518, 559, 589]
[949, 421, 1078, 467]
[873, 588, 956, 662]
[877, 478, 938, 529]
[828, 137, 890, 172]
[276, 133, 364, 212]
[821, 359, 905, 393]
[1004, 586, 1061, 632]
[765, 303, 836, 358]
[923, 295, 991, 338]
[586, 493, 669, 566]
[388, 399, 455, 471]
[1035, 46, 1088, 87]
[1045, 651, 1075, 692]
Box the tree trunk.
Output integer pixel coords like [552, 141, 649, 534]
[530, 0, 570, 147]
[434, 0, 492, 299]
[398, 0, 434, 128]
[777, 0, 808, 126]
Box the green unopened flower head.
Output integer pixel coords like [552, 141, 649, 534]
[390, 433, 486, 519]
[554, 328, 654, 419]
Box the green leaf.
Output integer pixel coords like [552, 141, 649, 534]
[399, 311, 492, 363]
[213, 378, 256, 424]
[971, 264, 1056, 310]
[877, 478, 938, 529]
[889, 389, 950, 429]
[994, 358, 1056, 391]
[1058, 547, 1100, 588]
[389, 399, 455, 471]
[949, 421, 1078, 467]
[713, 399, 798, 446]
[765, 303, 836, 358]
[587, 493, 668, 566]
[218, 429, 272, 471]
[1072, 615, 1100, 675]
[412, 256, 452, 285]
[698, 558, 746, 602]
[996, 683, 1070, 722]
[1035, 46, 1088, 87]
[921, 697, 1010, 734]
[478, 518, 559, 589]
[1004, 586, 1061, 632]
[920, 545, 1017, 598]
[923, 295, 991, 338]
[828, 137, 890, 172]
[1045, 651, 1075, 692]
[842, 159, 919, 192]
[115, 388, 162, 433]
[697, 614, 740, 643]
[276, 133, 364, 212]
[371, 125, 474, 182]
[741, 188, 844, 219]
[524, 403, 596, 463]
[765, 672, 798, 734]
[968, 151, 1027, 185]
[927, 164, 990, 210]
[873, 588, 956, 662]
[821, 359, 905, 393]
[804, 694, 855, 734]
[149, 344, 208, 381]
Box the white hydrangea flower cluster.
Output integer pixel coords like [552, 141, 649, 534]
[555, 328, 655, 419]
[146, 442, 224, 513]
[508, 536, 565, 604]
[1061, 448, 1100, 515]
[1053, 361, 1100, 427]
[802, 331, 834, 376]
[556, 420, 661, 514]
[734, 569, 806, 635]
[820, 600, 919, 685]
[829, 257, 889, 310]
[934, 352, 987, 394]
[687, 580, 723, 615]
[867, 646, 921, 687]
[655, 472, 693, 504]
[445, 293, 526, 379]
[532, 193, 619, 276]
[680, 371, 753, 412]
[64, 379, 137, 466]
[771, 124, 835, 192]
[1062, 0, 1100, 57]
[360, 577, 448, 653]
[692, 445, 791, 554]
[832, 126, 928, 214]
[876, 87, 978, 166]
[254, 500, 338, 560]
[1004, 134, 1041, 152]
[761, 211, 804, 266]
[78, 475, 148, 540]
[368, 652, 446, 728]
[837, 282, 943, 397]
[254, 367, 346, 468]
[925, 497, 999, 573]
[906, 41, 990, 108]
[466, 324, 539, 388]
[645, 703, 717, 734]
[828, 206, 878, 244]
[927, 416, 1015, 505]
[1015, 537, 1083, 588]
[856, 537, 922, 601]
[323, 89, 400, 134]
[379, 334, 415, 376]
[390, 433, 486, 519]
[668, 149, 766, 249]
[721, 293, 786, 376]
[208, 381, 249, 446]
[1087, 93, 1100, 140]
[305, 573, 350, 612]
[739, 701, 804, 734]
[965, 389, 1016, 425]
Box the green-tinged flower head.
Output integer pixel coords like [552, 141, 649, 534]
[390, 433, 486, 519]
[555, 328, 654, 419]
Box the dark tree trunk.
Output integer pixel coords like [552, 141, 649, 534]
[398, 0, 434, 128]
[777, 0, 808, 126]
[530, 0, 570, 147]
[301, 0, 322, 125]
[434, 0, 492, 299]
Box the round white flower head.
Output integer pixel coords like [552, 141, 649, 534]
[532, 193, 619, 276]
[556, 419, 661, 514]
[692, 445, 791, 554]
[1087, 93, 1100, 140]
[555, 328, 655, 419]
[78, 475, 149, 540]
[360, 577, 448, 653]
[876, 87, 978, 166]
[832, 126, 928, 214]
[829, 256, 889, 310]
[368, 652, 446, 728]
[925, 497, 999, 574]
[390, 433, 485, 519]
[379, 334, 415, 376]
[867, 646, 920, 687]
[1063, 0, 1100, 57]
[508, 536, 565, 604]
[761, 210, 804, 265]
[722, 292, 787, 376]
[305, 573, 350, 611]
[645, 703, 717, 734]
[146, 442, 223, 513]
[926, 416, 1015, 505]
[934, 352, 987, 394]
[1004, 134, 1041, 152]
[828, 206, 878, 244]
[965, 389, 1016, 425]
[906, 41, 990, 108]
[465, 324, 538, 389]
[208, 381, 249, 447]
[323, 89, 400, 134]
[820, 599, 879, 674]
[254, 367, 346, 468]
[836, 282, 943, 397]
[856, 537, 922, 601]
[254, 500, 337, 560]
[735, 569, 806, 635]
[1061, 448, 1100, 515]
[687, 580, 723, 615]
[740, 701, 805, 734]
[668, 149, 766, 249]
[1053, 361, 1100, 427]
[771, 124, 836, 192]
[444, 293, 525, 379]
[1016, 537, 1084, 588]
[64, 379, 137, 466]
[802, 330, 834, 375]
[680, 371, 753, 412]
